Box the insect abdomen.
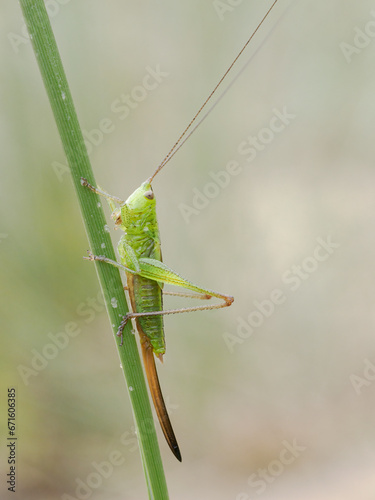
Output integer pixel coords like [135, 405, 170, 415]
[127, 273, 165, 356]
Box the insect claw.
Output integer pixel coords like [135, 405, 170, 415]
[85, 250, 95, 261]
[83, 250, 94, 261]
[117, 314, 130, 340]
[225, 295, 234, 306]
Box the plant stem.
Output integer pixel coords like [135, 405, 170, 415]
[19, 1, 169, 498]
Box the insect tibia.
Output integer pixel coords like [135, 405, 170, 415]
[80, 177, 125, 205]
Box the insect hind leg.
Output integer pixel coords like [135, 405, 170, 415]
[124, 285, 211, 301]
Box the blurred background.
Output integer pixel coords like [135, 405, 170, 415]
[1, 0, 375, 498]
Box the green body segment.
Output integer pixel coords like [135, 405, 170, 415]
[126, 273, 164, 356]
[116, 181, 166, 356]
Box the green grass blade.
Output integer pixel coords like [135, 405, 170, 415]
[19, 1, 170, 498]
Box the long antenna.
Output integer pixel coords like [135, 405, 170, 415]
[149, 0, 280, 183]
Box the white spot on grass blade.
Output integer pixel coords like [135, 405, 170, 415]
[111, 297, 118, 308]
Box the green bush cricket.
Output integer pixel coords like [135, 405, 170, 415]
[81, 176, 233, 462]
[81, 0, 279, 461]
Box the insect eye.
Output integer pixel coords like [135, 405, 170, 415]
[144, 190, 154, 200]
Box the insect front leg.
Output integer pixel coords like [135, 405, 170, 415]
[83, 251, 136, 274]
[84, 251, 137, 345]
[80, 178, 124, 204]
